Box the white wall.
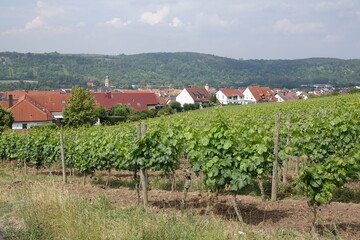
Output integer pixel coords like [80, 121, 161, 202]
[243, 88, 257, 104]
[175, 89, 195, 106]
[216, 91, 228, 104]
[275, 94, 284, 102]
[12, 121, 53, 129]
[52, 112, 63, 119]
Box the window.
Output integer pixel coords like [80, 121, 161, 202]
[127, 103, 131, 106]
[137, 102, 141, 107]
[61, 100, 66, 104]
[22, 123, 27, 129]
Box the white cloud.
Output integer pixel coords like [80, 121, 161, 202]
[106, 17, 131, 26]
[139, 6, 170, 25]
[315, 1, 353, 11]
[37, 1, 44, 8]
[273, 18, 323, 34]
[25, 16, 45, 30]
[76, 21, 86, 27]
[169, 17, 183, 27]
[323, 34, 341, 42]
[195, 13, 235, 28]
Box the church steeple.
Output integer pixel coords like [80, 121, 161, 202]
[104, 75, 110, 87]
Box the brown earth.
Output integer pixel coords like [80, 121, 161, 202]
[1, 169, 360, 240]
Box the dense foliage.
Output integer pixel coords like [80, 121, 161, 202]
[1, 52, 360, 91]
[0, 105, 13, 131]
[63, 86, 97, 127]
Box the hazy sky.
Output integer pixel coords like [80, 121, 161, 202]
[1, 0, 360, 59]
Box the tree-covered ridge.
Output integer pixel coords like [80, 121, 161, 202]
[0, 51, 360, 91]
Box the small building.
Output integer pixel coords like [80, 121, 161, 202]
[2, 91, 70, 129]
[216, 89, 244, 104]
[243, 86, 276, 104]
[175, 87, 211, 106]
[9, 95, 55, 129]
[92, 92, 159, 111]
[275, 92, 300, 102]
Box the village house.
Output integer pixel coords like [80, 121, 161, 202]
[242, 86, 277, 104]
[92, 92, 159, 111]
[1, 91, 70, 129]
[175, 87, 211, 107]
[216, 89, 245, 104]
[275, 92, 300, 102]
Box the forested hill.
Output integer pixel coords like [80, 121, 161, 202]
[0, 51, 360, 91]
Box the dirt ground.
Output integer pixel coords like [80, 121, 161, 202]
[2, 169, 360, 240]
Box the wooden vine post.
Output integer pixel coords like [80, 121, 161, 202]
[60, 133, 67, 184]
[283, 114, 291, 183]
[137, 124, 149, 207]
[181, 166, 191, 210]
[271, 113, 281, 201]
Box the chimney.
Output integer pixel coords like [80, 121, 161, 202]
[205, 84, 209, 92]
[9, 94, 13, 108]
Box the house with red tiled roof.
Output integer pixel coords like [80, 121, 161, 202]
[92, 92, 159, 111]
[275, 92, 300, 102]
[216, 89, 244, 105]
[175, 87, 211, 107]
[2, 91, 70, 129]
[9, 95, 55, 129]
[243, 86, 276, 104]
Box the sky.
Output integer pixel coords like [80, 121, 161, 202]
[1, 0, 360, 60]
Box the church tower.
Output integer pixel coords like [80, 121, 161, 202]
[104, 75, 110, 87]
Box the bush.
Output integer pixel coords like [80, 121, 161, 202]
[105, 116, 126, 125]
[170, 102, 182, 112]
[157, 106, 172, 116]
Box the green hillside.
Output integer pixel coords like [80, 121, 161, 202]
[0, 51, 360, 91]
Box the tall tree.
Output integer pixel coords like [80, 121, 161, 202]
[63, 86, 97, 127]
[0, 106, 13, 131]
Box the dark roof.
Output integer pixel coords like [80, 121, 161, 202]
[185, 88, 211, 102]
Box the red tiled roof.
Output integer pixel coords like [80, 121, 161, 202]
[92, 92, 159, 111]
[247, 86, 276, 102]
[158, 97, 172, 105]
[9, 95, 54, 122]
[6, 90, 65, 99]
[219, 89, 244, 97]
[0, 101, 10, 109]
[29, 94, 69, 112]
[185, 88, 211, 103]
[277, 92, 299, 101]
[120, 90, 151, 93]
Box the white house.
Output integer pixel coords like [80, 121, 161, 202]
[175, 87, 211, 106]
[243, 86, 276, 104]
[216, 89, 245, 104]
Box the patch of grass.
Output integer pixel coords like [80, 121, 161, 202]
[0, 202, 12, 217]
[92, 176, 138, 189]
[149, 175, 184, 191]
[332, 187, 360, 203]
[1, 183, 314, 240]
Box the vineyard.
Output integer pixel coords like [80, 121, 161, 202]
[0, 93, 360, 239]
